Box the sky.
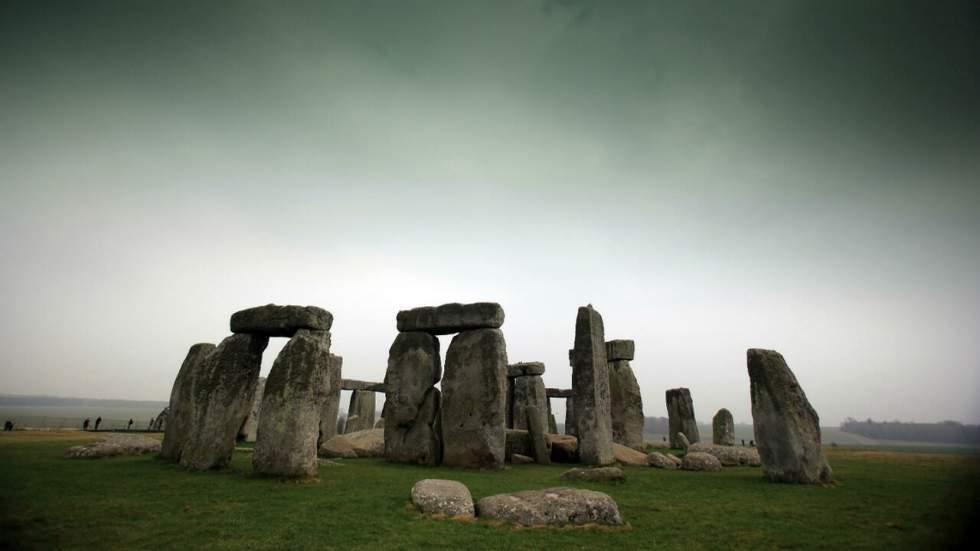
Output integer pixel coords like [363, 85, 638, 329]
[1, 0, 978, 426]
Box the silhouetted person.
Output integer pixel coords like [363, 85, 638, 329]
[94, 417, 102, 431]
[83, 418, 90, 431]
[3, 420, 12, 431]
[662, 436, 666, 442]
[749, 440, 755, 447]
[127, 419, 134, 431]
[741, 439, 745, 446]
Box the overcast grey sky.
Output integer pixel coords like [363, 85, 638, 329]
[1, 0, 978, 425]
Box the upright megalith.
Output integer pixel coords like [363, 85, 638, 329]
[606, 340, 643, 450]
[160, 343, 216, 461]
[525, 405, 551, 464]
[230, 304, 333, 337]
[345, 391, 376, 433]
[441, 328, 508, 468]
[570, 305, 614, 465]
[397, 302, 504, 335]
[713, 408, 735, 446]
[666, 388, 700, 448]
[178, 333, 268, 470]
[384, 332, 442, 465]
[747, 349, 832, 484]
[565, 396, 577, 437]
[238, 377, 266, 443]
[509, 362, 548, 432]
[318, 354, 343, 446]
[253, 329, 331, 478]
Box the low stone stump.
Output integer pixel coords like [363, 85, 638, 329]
[230, 304, 333, 337]
[411, 479, 475, 517]
[318, 429, 384, 458]
[476, 488, 623, 526]
[688, 443, 761, 467]
[397, 302, 504, 334]
[681, 452, 723, 472]
[713, 408, 735, 446]
[319, 436, 357, 459]
[646, 452, 681, 469]
[612, 443, 648, 466]
[65, 434, 161, 459]
[547, 434, 578, 463]
[560, 467, 625, 482]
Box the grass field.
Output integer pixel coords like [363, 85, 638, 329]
[1, 431, 978, 550]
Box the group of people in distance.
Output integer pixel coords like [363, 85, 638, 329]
[80, 417, 156, 431]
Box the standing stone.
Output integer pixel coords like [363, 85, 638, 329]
[441, 328, 507, 468]
[526, 405, 551, 464]
[608, 358, 644, 450]
[570, 305, 614, 465]
[384, 332, 442, 465]
[547, 399, 558, 434]
[747, 349, 832, 484]
[253, 329, 331, 478]
[666, 388, 700, 448]
[238, 377, 266, 443]
[713, 408, 735, 446]
[512, 375, 548, 432]
[318, 354, 343, 446]
[344, 390, 376, 433]
[564, 396, 577, 436]
[160, 343, 216, 461]
[178, 333, 268, 470]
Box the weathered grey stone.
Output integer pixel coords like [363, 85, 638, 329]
[645, 440, 669, 449]
[160, 342, 216, 461]
[526, 405, 551, 465]
[397, 302, 504, 335]
[374, 418, 385, 429]
[344, 428, 385, 457]
[570, 305, 614, 465]
[230, 304, 332, 337]
[646, 451, 681, 469]
[238, 377, 266, 443]
[612, 443, 648, 466]
[252, 329, 330, 478]
[560, 467, 625, 482]
[564, 396, 577, 437]
[318, 354, 343, 447]
[688, 442, 761, 467]
[548, 412, 558, 434]
[66, 433, 161, 459]
[666, 388, 700, 448]
[605, 340, 635, 361]
[341, 379, 386, 392]
[713, 408, 735, 446]
[677, 432, 691, 451]
[152, 407, 168, 431]
[748, 348, 832, 484]
[546, 388, 574, 398]
[178, 334, 268, 470]
[681, 451, 722, 471]
[476, 488, 623, 526]
[336, 415, 346, 436]
[511, 453, 534, 464]
[411, 479, 475, 517]
[608, 359, 644, 450]
[512, 375, 548, 431]
[507, 361, 545, 378]
[441, 328, 507, 468]
[548, 433, 578, 463]
[319, 435, 357, 458]
[384, 331, 442, 465]
[344, 390, 376, 433]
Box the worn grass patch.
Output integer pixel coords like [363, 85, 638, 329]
[1, 432, 978, 550]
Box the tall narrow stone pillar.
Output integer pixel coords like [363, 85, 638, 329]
[384, 331, 442, 465]
[318, 354, 343, 446]
[666, 388, 700, 448]
[570, 305, 613, 465]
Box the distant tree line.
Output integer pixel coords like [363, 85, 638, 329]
[0, 394, 167, 409]
[840, 418, 980, 444]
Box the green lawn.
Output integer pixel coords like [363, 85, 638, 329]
[1, 432, 977, 550]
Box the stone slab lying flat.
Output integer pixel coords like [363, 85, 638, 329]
[507, 362, 545, 378]
[230, 304, 333, 337]
[605, 339, 635, 361]
[546, 388, 574, 398]
[411, 479, 475, 517]
[65, 433, 161, 459]
[476, 487, 623, 526]
[559, 467, 625, 482]
[396, 302, 504, 335]
[341, 379, 387, 392]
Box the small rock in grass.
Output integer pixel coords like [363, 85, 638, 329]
[411, 479, 475, 517]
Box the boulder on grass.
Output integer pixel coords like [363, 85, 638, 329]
[612, 442, 648, 466]
[476, 487, 623, 526]
[511, 453, 534, 465]
[547, 434, 578, 463]
[344, 429, 385, 458]
[411, 479, 475, 517]
[319, 435, 357, 458]
[681, 451, 722, 472]
[646, 451, 681, 469]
